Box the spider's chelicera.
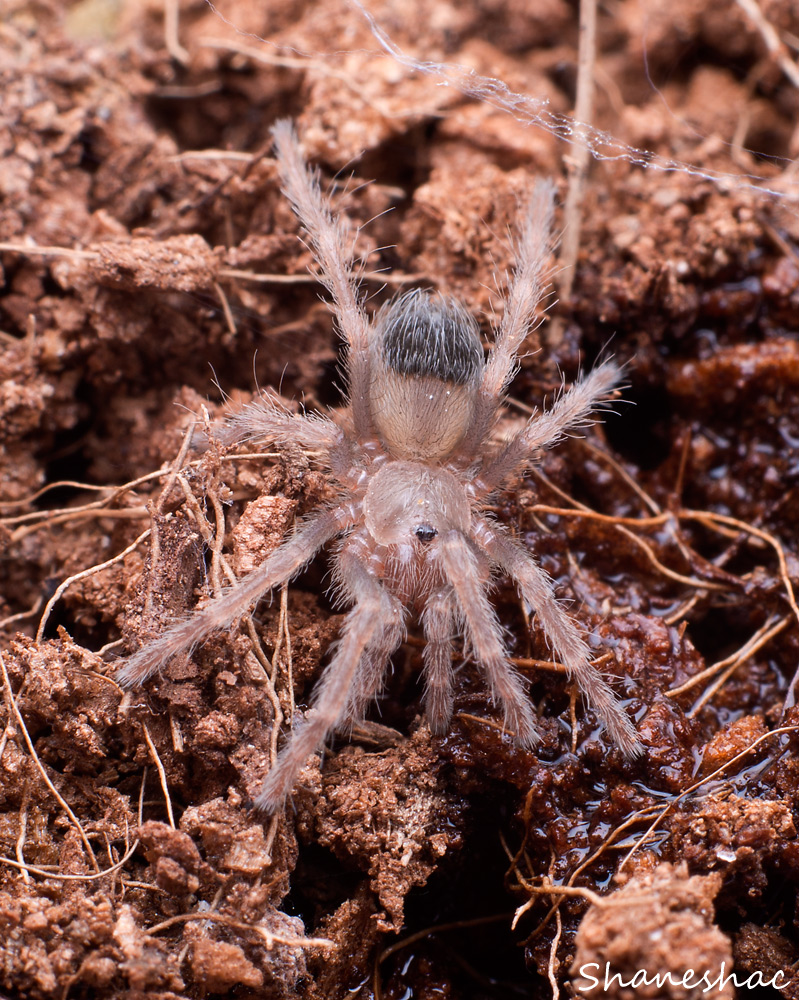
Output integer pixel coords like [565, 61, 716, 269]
[118, 121, 642, 810]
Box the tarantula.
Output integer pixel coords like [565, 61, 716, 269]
[118, 120, 641, 811]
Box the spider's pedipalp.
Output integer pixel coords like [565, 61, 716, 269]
[117, 506, 350, 688]
[271, 120, 374, 439]
[421, 586, 457, 735]
[473, 516, 642, 757]
[473, 357, 622, 496]
[437, 529, 540, 747]
[255, 542, 404, 810]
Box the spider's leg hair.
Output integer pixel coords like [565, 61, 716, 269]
[338, 615, 405, 730]
[437, 529, 540, 747]
[483, 179, 557, 397]
[422, 586, 457, 735]
[473, 516, 642, 757]
[458, 180, 556, 458]
[116, 506, 351, 688]
[475, 357, 622, 495]
[255, 542, 404, 810]
[270, 120, 374, 438]
[216, 393, 343, 453]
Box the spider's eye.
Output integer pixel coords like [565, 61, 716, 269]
[414, 524, 438, 543]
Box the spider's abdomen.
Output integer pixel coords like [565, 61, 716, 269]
[369, 290, 483, 461]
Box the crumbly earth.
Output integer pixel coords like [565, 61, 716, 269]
[2, 0, 799, 997]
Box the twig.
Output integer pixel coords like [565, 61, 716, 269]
[0, 597, 43, 630]
[164, 0, 189, 64]
[615, 524, 728, 591]
[142, 722, 176, 829]
[558, 0, 597, 302]
[666, 613, 789, 698]
[15, 782, 30, 884]
[145, 910, 333, 948]
[618, 724, 799, 871]
[548, 906, 562, 1000]
[684, 510, 799, 629]
[0, 839, 139, 881]
[688, 614, 791, 716]
[734, 0, 799, 88]
[217, 266, 425, 286]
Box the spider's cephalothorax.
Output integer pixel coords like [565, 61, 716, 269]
[118, 121, 642, 810]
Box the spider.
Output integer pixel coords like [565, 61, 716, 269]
[118, 120, 642, 811]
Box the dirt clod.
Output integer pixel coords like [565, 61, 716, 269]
[3, 0, 799, 996]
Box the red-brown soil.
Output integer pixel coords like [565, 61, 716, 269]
[3, 1, 799, 997]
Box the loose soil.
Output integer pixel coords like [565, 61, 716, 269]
[2, 1, 799, 997]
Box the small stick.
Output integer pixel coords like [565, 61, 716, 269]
[558, 0, 598, 303]
[142, 722, 176, 829]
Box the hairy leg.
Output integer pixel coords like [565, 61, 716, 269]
[271, 120, 375, 440]
[457, 181, 556, 458]
[218, 395, 342, 452]
[337, 616, 405, 730]
[473, 517, 641, 757]
[483, 181, 556, 398]
[217, 394, 357, 482]
[255, 541, 404, 810]
[117, 506, 354, 687]
[472, 358, 621, 496]
[437, 530, 540, 747]
[421, 586, 457, 734]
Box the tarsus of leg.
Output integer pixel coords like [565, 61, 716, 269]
[254, 545, 404, 811]
[438, 530, 540, 747]
[474, 516, 642, 757]
[271, 120, 374, 439]
[474, 358, 621, 495]
[116, 507, 350, 688]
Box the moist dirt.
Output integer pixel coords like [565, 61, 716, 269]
[2, 1, 799, 997]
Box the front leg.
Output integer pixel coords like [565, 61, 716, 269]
[255, 539, 404, 811]
[117, 506, 352, 687]
[473, 517, 642, 757]
[437, 530, 540, 748]
[472, 359, 622, 497]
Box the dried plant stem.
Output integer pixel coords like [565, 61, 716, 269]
[734, 0, 799, 88]
[142, 722, 176, 829]
[0, 839, 139, 881]
[145, 910, 333, 949]
[617, 724, 799, 872]
[687, 614, 791, 716]
[559, 0, 597, 302]
[667, 613, 789, 699]
[164, 0, 189, 64]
